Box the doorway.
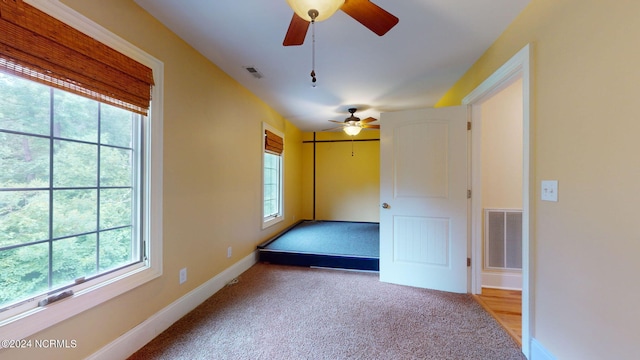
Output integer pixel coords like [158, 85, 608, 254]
[463, 44, 532, 357]
[478, 78, 523, 290]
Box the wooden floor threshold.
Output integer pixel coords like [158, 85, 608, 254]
[473, 288, 522, 346]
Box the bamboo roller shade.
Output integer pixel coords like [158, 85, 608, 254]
[0, 0, 154, 115]
[265, 130, 283, 154]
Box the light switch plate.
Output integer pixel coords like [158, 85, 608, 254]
[541, 180, 558, 202]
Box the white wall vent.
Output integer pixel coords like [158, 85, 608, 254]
[484, 209, 522, 270]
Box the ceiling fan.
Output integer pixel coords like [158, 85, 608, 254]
[324, 108, 380, 136]
[283, 0, 399, 46]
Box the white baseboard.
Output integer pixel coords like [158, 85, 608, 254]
[482, 271, 522, 290]
[531, 338, 556, 360]
[87, 251, 259, 360]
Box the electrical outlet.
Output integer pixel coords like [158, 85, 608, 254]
[541, 180, 558, 202]
[227, 246, 232, 258]
[179, 268, 187, 284]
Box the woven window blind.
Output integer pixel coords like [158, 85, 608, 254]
[0, 0, 154, 115]
[265, 129, 284, 155]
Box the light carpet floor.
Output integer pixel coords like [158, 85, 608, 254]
[129, 263, 525, 360]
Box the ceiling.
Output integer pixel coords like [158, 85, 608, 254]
[133, 0, 530, 132]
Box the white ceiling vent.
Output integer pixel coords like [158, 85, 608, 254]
[243, 66, 264, 79]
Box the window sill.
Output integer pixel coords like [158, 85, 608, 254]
[262, 215, 284, 230]
[0, 264, 162, 340]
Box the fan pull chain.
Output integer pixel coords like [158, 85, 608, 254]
[309, 10, 318, 87]
[352, 138, 355, 156]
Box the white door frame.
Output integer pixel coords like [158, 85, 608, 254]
[462, 43, 533, 358]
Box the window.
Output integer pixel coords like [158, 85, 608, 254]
[262, 123, 284, 228]
[0, 0, 163, 340]
[0, 72, 142, 307]
[264, 153, 282, 218]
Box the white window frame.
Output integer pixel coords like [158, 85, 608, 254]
[0, 0, 164, 341]
[262, 123, 284, 229]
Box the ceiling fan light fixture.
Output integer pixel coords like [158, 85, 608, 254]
[286, 0, 345, 22]
[344, 124, 362, 136]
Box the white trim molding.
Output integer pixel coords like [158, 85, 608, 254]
[481, 272, 522, 290]
[531, 338, 556, 360]
[88, 251, 259, 360]
[463, 43, 533, 358]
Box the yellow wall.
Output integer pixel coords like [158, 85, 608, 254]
[481, 78, 523, 210]
[302, 131, 380, 222]
[3, 0, 302, 359]
[438, 1, 640, 359]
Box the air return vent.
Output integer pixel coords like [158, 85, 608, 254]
[243, 66, 264, 79]
[484, 209, 522, 270]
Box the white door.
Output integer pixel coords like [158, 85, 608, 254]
[379, 106, 468, 293]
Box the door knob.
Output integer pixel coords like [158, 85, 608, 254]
[382, 203, 390, 209]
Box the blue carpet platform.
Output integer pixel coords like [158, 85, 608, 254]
[257, 220, 380, 271]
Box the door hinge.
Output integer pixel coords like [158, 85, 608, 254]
[467, 189, 472, 199]
[467, 121, 471, 131]
[467, 257, 471, 267]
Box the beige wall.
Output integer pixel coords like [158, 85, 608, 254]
[3, 0, 302, 359]
[438, 1, 640, 359]
[302, 131, 380, 222]
[481, 78, 523, 210]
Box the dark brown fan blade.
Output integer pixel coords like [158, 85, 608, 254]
[360, 117, 377, 124]
[283, 13, 310, 46]
[362, 124, 380, 129]
[328, 120, 345, 124]
[341, 0, 399, 36]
